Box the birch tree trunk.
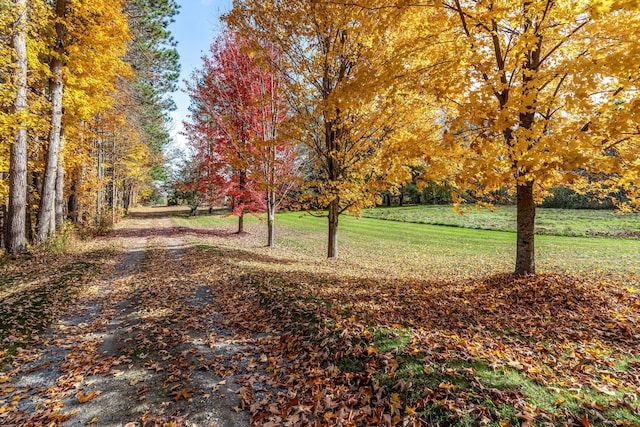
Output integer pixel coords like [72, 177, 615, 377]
[6, 0, 29, 255]
[36, 0, 67, 243]
[54, 128, 65, 229]
[266, 189, 275, 247]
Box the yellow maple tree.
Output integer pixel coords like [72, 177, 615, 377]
[412, 0, 640, 274]
[227, 0, 428, 257]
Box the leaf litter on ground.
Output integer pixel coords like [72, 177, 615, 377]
[0, 208, 639, 426]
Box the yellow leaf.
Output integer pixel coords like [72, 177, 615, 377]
[87, 417, 98, 425]
[323, 411, 336, 422]
[0, 406, 17, 414]
[438, 382, 458, 390]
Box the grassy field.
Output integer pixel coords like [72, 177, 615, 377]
[172, 208, 640, 426]
[362, 204, 640, 238]
[174, 209, 640, 277]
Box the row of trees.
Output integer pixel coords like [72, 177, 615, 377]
[0, 0, 180, 254]
[184, 0, 639, 275]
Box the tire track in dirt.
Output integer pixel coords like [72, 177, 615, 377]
[2, 210, 250, 426]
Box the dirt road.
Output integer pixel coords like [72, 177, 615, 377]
[2, 207, 250, 426]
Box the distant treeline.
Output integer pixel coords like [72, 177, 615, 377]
[382, 183, 616, 210]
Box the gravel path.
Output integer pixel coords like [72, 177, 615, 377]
[3, 208, 250, 427]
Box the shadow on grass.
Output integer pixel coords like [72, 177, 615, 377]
[183, 241, 640, 425]
[209, 244, 636, 350]
[109, 226, 237, 240]
[124, 206, 231, 220]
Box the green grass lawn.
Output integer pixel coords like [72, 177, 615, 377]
[174, 209, 640, 277]
[362, 204, 640, 238]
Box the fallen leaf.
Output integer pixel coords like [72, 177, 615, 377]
[78, 390, 98, 403]
[579, 414, 590, 427]
[172, 388, 193, 401]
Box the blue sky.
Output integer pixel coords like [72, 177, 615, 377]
[168, 0, 233, 152]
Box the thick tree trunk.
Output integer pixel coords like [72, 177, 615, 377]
[55, 128, 65, 230]
[515, 181, 536, 275]
[37, 0, 66, 242]
[327, 197, 339, 258]
[37, 60, 63, 241]
[6, 0, 29, 255]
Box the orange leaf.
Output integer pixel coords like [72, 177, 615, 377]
[78, 391, 97, 403]
[579, 415, 590, 427]
[172, 389, 193, 401]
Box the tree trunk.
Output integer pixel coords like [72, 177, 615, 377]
[67, 165, 80, 222]
[237, 170, 246, 234]
[6, 0, 29, 255]
[25, 181, 34, 244]
[123, 182, 132, 215]
[266, 190, 275, 247]
[97, 137, 103, 221]
[111, 135, 117, 224]
[0, 201, 6, 249]
[515, 181, 536, 275]
[238, 213, 244, 234]
[67, 192, 78, 223]
[55, 128, 65, 230]
[327, 197, 339, 258]
[36, 0, 66, 242]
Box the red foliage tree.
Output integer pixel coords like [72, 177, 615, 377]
[184, 31, 299, 240]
